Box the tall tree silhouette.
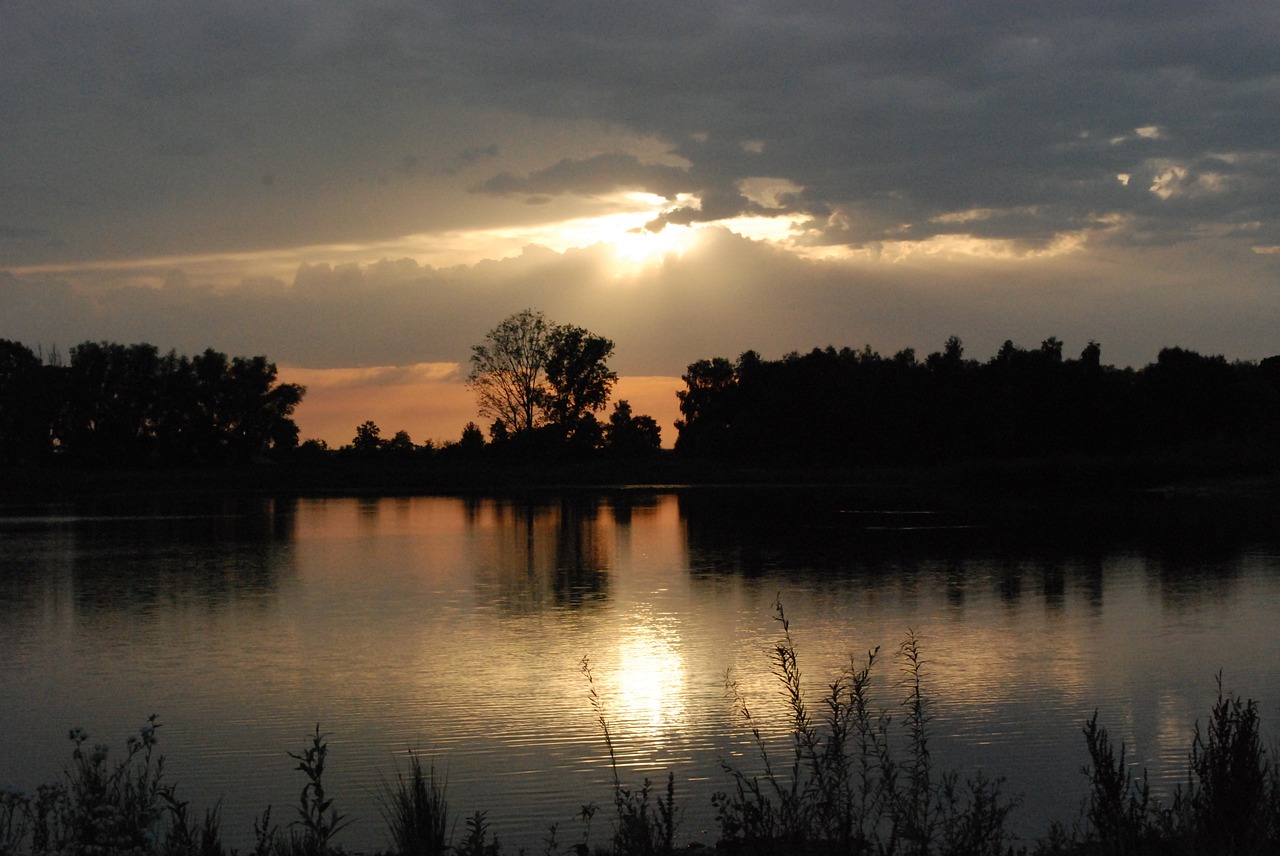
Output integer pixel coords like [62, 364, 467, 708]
[468, 310, 620, 451]
[0, 339, 54, 462]
[543, 324, 616, 437]
[468, 309, 553, 434]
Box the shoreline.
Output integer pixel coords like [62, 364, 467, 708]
[4, 449, 1279, 504]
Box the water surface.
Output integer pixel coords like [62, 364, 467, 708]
[2, 489, 1278, 851]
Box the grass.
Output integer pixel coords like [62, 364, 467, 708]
[2, 610, 1278, 856]
[377, 751, 450, 856]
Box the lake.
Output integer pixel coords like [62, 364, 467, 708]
[2, 487, 1279, 852]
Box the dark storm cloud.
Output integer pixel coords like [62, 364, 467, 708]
[435, 0, 1280, 248]
[4, 0, 1279, 265]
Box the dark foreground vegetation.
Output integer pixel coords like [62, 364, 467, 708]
[3, 605, 1278, 856]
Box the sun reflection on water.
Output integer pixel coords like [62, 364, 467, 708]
[608, 608, 687, 752]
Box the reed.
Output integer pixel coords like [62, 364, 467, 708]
[377, 751, 450, 856]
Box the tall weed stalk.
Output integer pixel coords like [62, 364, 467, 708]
[581, 657, 677, 856]
[1069, 673, 1280, 856]
[1080, 710, 1151, 854]
[1179, 674, 1271, 854]
[280, 725, 349, 856]
[713, 600, 1017, 856]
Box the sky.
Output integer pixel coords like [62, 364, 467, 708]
[3, 2, 1280, 447]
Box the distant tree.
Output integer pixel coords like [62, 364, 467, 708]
[386, 429, 416, 455]
[351, 420, 383, 453]
[0, 340, 302, 465]
[459, 421, 486, 453]
[543, 324, 616, 437]
[150, 348, 304, 461]
[1040, 336, 1064, 362]
[0, 339, 53, 461]
[1139, 347, 1237, 445]
[674, 357, 736, 454]
[468, 309, 553, 434]
[604, 400, 662, 456]
[926, 335, 966, 372]
[468, 310, 617, 450]
[213, 352, 304, 459]
[1081, 340, 1102, 369]
[60, 341, 164, 462]
[565, 412, 605, 454]
[295, 438, 330, 460]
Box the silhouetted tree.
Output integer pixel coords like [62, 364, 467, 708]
[53, 341, 303, 464]
[468, 310, 617, 451]
[0, 339, 53, 462]
[218, 353, 304, 458]
[1081, 340, 1102, 369]
[543, 324, 616, 439]
[459, 421, 486, 453]
[351, 420, 384, 453]
[674, 356, 737, 455]
[1138, 347, 1239, 446]
[386, 429, 417, 455]
[926, 334, 966, 371]
[59, 342, 165, 463]
[604, 400, 661, 456]
[468, 308, 553, 433]
[672, 336, 1280, 467]
[0, 337, 60, 460]
[565, 412, 605, 454]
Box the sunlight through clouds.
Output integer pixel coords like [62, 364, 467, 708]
[435, 191, 705, 272]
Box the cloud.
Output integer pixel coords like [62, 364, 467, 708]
[453, 144, 500, 169]
[443, 2, 1280, 250]
[471, 153, 691, 200]
[0, 225, 51, 240]
[5, 225, 1279, 378]
[286, 363, 462, 391]
[6, 1, 1278, 268]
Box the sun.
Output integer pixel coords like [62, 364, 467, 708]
[612, 222, 697, 267]
[430, 191, 704, 272]
[523, 191, 702, 271]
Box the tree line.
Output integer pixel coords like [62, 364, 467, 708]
[0, 339, 304, 465]
[674, 336, 1280, 466]
[6, 321, 1279, 472]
